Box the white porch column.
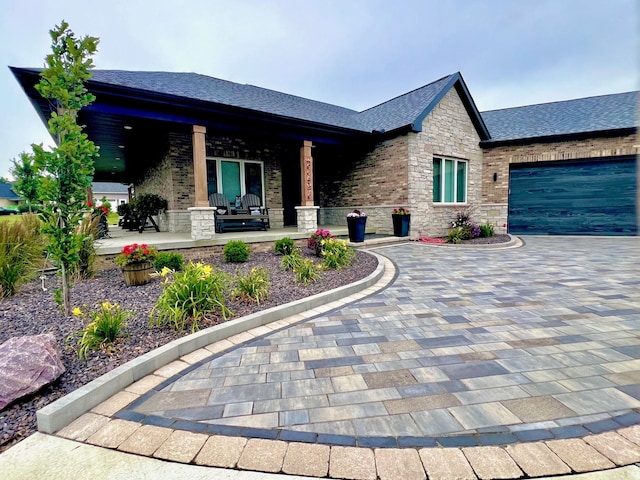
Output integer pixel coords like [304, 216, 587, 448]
[188, 207, 216, 240]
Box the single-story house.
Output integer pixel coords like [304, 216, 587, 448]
[92, 182, 130, 209]
[10, 67, 638, 238]
[0, 183, 20, 207]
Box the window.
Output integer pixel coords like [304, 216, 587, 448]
[206, 158, 265, 206]
[433, 157, 467, 203]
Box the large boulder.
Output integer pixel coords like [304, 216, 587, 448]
[0, 333, 65, 410]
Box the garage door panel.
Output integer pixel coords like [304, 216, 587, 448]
[508, 157, 637, 235]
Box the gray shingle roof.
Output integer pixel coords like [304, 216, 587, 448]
[0, 183, 19, 200]
[92, 182, 128, 194]
[481, 91, 639, 142]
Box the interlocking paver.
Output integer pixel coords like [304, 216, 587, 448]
[375, 448, 425, 480]
[153, 430, 208, 463]
[584, 431, 640, 466]
[86, 419, 140, 449]
[505, 443, 571, 477]
[618, 425, 640, 445]
[91, 391, 139, 416]
[546, 438, 616, 472]
[329, 446, 376, 480]
[419, 448, 476, 480]
[56, 413, 110, 441]
[194, 435, 247, 468]
[237, 438, 287, 473]
[282, 442, 330, 477]
[117, 425, 172, 456]
[462, 446, 523, 479]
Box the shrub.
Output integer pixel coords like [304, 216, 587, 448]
[224, 240, 250, 263]
[233, 267, 270, 304]
[308, 229, 333, 257]
[0, 213, 44, 298]
[71, 214, 99, 281]
[480, 223, 495, 238]
[274, 237, 295, 256]
[293, 258, 320, 285]
[321, 238, 354, 269]
[154, 251, 184, 272]
[280, 250, 302, 271]
[71, 302, 131, 359]
[150, 262, 232, 332]
[446, 227, 465, 244]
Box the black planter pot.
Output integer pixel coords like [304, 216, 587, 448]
[392, 215, 411, 237]
[347, 216, 366, 242]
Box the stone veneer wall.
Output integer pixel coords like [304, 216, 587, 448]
[481, 133, 639, 232]
[408, 86, 484, 238]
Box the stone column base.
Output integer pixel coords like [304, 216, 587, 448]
[295, 206, 319, 233]
[188, 207, 216, 240]
[269, 208, 284, 229]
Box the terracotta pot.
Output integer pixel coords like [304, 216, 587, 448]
[121, 261, 153, 286]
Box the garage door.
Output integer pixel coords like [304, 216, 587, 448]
[508, 156, 637, 235]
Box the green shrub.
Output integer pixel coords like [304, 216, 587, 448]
[280, 250, 302, 271]
[224, 240, 250, 263]
[0, 213, 44, 298]
[71, 214, 98, 281]
[479, 223, 495, 238]
[71, 302, 131, 359]
[233, 267, 270, 304]
[446, 227, 466, 244]
[274, 237, 295, 256]
[150, 262, 232, 332]
[154, 251, 184, 272]
[321, 238, 354, 269]
[294, 258, 320, 285]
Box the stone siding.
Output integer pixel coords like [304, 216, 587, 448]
[409, 86, 484, 238]
[482, 133, 639, 204]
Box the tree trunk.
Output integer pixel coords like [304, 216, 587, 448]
[61, 263, 71, 316]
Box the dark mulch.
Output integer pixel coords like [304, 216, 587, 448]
[0, 248, 377, 453]
[459, 234, 511, 245]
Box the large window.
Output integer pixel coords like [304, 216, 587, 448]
[206, 159, 265, 206]
[433, 157, 467, 203]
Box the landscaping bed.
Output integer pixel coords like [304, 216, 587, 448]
[0, 248, 377, 453]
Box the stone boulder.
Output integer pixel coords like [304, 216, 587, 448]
[0, 333, 65, 410]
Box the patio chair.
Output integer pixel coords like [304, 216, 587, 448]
[241, 193, 270, 229]
[209, 193, 232, 232]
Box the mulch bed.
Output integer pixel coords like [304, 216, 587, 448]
[0, 248, 378, 453]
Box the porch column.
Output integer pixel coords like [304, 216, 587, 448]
[297, 140, 318, 232]
[192, 125, 209, 207]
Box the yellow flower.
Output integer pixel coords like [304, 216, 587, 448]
[202, 265, 213, 276]
[101, 302, 114, 311]
[72, 306, 83, 317]
[160, 266, 173, 277]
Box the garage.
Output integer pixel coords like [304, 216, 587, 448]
[508, 156, 637, 235]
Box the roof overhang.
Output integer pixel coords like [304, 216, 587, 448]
[480, 127, 638, 148]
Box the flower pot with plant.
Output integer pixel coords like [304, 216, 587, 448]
[130, 193, 168, 233]
[115, 243, 158, 286]
[346, 209, 367, 242]
[392, 207, 411, 237]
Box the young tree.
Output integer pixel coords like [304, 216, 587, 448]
[32, 20, 99, 315]
[10, 152, 40, 212]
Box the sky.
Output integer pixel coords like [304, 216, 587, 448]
[0, 0, 637, 179]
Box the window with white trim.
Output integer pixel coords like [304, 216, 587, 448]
[206, 158, 265, 206]
[433, 156, 467, 203]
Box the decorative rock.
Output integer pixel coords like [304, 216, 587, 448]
[0, 334, 65, 410]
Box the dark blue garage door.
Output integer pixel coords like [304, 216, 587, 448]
[508, 156, 637, 235]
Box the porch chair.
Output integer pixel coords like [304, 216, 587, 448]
[241, 193, 270, 229]
[209, 193, 232, 233]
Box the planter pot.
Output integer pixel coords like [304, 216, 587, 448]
[121, 261, 153, 286]
[347, 216, 367, 242]
[392, 215, 411, 237]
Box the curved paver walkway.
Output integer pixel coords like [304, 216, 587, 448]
[53, 237, 640, 479]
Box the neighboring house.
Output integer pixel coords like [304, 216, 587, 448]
[92, 182, 129, 209]
[0, 183, 20, 207]
[11, 66, 638, 239]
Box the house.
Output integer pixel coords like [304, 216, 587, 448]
[10, 67, 638, 239]
[0, 183, 20, 207]
[92, 182, 130, 209]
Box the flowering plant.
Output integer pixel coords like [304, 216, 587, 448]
[308, 229, 334, 256]
[88, 200, 109, 216]
[346, 209, 366, 218]
[114, 243, 158, 267]
[392, 208, 410, 215]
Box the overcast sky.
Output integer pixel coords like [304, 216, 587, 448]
[1, 0, 637, 179]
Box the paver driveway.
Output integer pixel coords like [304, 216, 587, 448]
[122, 237, 640, 447]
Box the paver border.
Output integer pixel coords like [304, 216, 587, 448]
[37, 251, 390, 434]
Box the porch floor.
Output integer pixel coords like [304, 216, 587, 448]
[95, 224, 349, 256]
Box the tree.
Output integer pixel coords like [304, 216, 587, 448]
[32, 21, 99, 315]
[10, 152, 40, 211]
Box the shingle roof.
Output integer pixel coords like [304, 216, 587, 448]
[92, 182, 128, 194]
[0, 183, 19, 200]
[481, 91, 639, 142]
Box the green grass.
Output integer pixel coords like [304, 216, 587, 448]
[107, 212, 119, 225]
